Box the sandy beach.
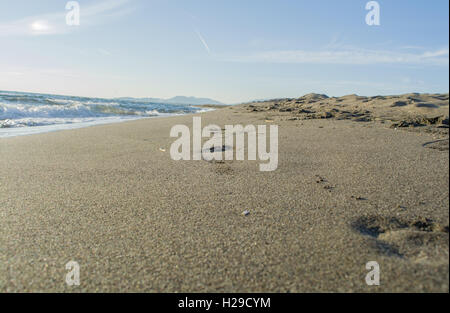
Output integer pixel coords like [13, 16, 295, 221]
[0, 93, 448, 292]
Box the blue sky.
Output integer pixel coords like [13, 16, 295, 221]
[0, 0, 448, 103]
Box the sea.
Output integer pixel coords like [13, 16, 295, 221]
[0, 90, 210, 138]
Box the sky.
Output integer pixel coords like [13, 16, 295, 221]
[0, 0, 448, 104]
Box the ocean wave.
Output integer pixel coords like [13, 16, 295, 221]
[0, 90, 205, 129]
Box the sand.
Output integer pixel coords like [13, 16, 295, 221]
[0, 93, 448, 292]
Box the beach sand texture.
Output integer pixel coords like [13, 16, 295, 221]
[0, 93, 448, 292]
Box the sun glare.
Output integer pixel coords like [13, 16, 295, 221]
[30, 20, 50, 33]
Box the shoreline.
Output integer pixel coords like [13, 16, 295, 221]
[0, 108, 216, 139]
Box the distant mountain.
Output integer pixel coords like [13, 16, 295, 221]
[166, 96, 225, 105]
[116, 96, 224, 106]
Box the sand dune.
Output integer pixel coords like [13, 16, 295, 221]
[246, 93, 449, 135]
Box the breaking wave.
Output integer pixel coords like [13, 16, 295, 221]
[0, 90, 207, 129]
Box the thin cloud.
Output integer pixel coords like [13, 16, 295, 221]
[399, 45, 427, 51]
[0, 0, 134, 37]
[97, 48, 113, 56]
[195, 30, 211, 54]
[422, 48, 449, 58]
[223, 47, 449, 66]
[0, 65, 132, 81]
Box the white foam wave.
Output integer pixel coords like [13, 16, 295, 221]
[0, 91, 212, 138]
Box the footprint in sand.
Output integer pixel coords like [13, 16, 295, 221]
[352, 216, 449, 264]
[423, 139, 449, 151]
[206, 159, 234, 175]
[214, 162, 234, 175]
